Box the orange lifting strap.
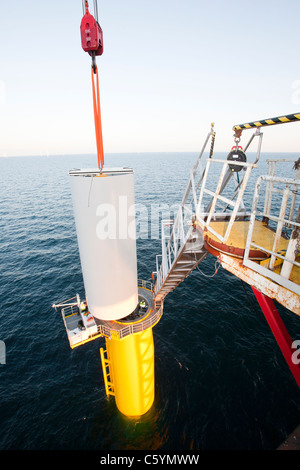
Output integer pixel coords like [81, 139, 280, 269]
[91, 65, 104, 170]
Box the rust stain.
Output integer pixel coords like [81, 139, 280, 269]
[196, 220, 299, 316]
[218, 252, 300, 316]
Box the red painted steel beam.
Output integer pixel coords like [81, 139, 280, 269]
[252, 287, 300, 389]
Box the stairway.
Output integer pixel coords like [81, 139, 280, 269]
[154, 225, 207, 303]
[153, 124, 256, 304]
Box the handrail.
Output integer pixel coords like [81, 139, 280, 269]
[97, 306, 163, 340]
[137, 278, 153, 291]
[154, 127, 216, 295]
[196, 158, 257, 243]
[52, 296, 78, 308]
[154, 126, 259, 295]
[243, 174, 300, 295]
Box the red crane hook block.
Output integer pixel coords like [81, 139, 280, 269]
[80, 2, 103, 57]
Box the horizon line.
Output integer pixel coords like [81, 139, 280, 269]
[1, 150, 299, 159]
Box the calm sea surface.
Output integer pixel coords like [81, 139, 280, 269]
[0, 151, 300, 451]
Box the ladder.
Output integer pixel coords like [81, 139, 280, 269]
[100, 347, 115, 397]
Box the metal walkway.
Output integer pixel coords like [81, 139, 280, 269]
[153, 121, 300, 314]
[153, 124, 257, 303]
[153, 125, 256, 302]
[154, 225, 207, 303]
[153, 126, 216, 303]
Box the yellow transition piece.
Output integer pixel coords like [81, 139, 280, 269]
[103, 328, 155, 416]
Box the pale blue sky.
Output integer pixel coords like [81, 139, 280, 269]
[0, 0, 300, 157]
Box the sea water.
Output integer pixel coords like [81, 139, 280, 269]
[0, 151, 300, 450]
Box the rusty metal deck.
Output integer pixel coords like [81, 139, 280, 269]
[198, 219, 291, 260]
[195, 219, 299, 315]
